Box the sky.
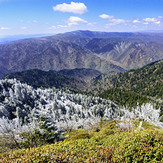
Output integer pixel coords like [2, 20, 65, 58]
[0, 0, 163, 36]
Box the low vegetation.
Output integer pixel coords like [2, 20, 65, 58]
[0, 59, 162, 162]
[0, 120, 162, 162]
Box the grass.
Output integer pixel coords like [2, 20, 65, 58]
[0, 120, 163, 162]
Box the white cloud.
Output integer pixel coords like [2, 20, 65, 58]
[48, 26, 57, 30]
[0, 27, 10, 30]
[99, 14, 128, 26]
[49, 16, 89, 30]
[142, 17, 162, 25]
[48, 25, 68, 30]
[53, 2, 87, 14]
[67, 16, 87, 26]
[133, 20, 140, 23]
[87, 22, 96, 26]
[57, 25, 68, 28]
[99, 14, 114, 19]
[143, 18, 157, 22]
[154, 21, 160, 25]
[108, 18, 128, 25]
[158, 16, 163, 19]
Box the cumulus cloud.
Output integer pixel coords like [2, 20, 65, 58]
[67, 16, 87, 26]
[133, 20, 140, 23]
[154, 21, 160, 25]
[143, 18, 157, 22]
[108, 18, 128, 25]
[158, 16, 163, 19]
[99, 14, 128, 26]
[87, 22, 96, 26]
[49, 16, 89, 30]
[142, 17, 161, 25]
[99, 14, 114, 19]
[53, 2, 87, 14]
[49, 25, 68, 30]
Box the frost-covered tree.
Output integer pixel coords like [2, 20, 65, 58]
[0, 79, 162, 131]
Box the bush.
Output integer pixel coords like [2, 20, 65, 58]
[0, 120, 162, 162]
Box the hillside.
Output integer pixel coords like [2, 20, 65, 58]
[0, 36, 125, 78]
[0, 78, 162, 128]
[0, 79, 162, 162]
[0, 120, 163, 162]
[54, 30, 163, 69]
[4, 69, 85, 90]
[89, 60, 163, 112]
[4, 68, 101, 90]
[59, 68, 101, 84]
[0, 30, 163, 78]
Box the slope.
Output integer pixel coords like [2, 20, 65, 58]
[4, 69, 86, 90]
[59, 68, 101, 84]
[0, 30, 163, 78]
[0, 120, 162, 162]
[4, 68, 102, 90]
[53, 30, 163, 69]
[90, 60, 163, 109]
[0, 37, 124, 78]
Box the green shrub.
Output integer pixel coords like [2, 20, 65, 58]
[0, 120, 162, 162]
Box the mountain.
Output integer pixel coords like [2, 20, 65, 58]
[59, 68, 101, 84]
[82, 38, 163, 69]
[0, 30, 163, 78]
[54, 30, 163, 43]
[89, 59, 163, 116]
[91, 59, 163, 97]
[4, 69, 84, 90]
[4, 68, 101, 90]
[0, 37, 124, 79]
[54, 31, 163, 69]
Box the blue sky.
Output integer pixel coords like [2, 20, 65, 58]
[0, 0, 163, 36]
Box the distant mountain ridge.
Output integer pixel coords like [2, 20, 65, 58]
[0, 30, 163, 78]
[0, 34, 54, 44]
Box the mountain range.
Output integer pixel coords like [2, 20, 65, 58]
[0, 31, 163, 161]
[0, 30, 163, 79]
[5, 59, 163, 118]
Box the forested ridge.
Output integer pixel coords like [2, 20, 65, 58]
[88, 60, 163, 109]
